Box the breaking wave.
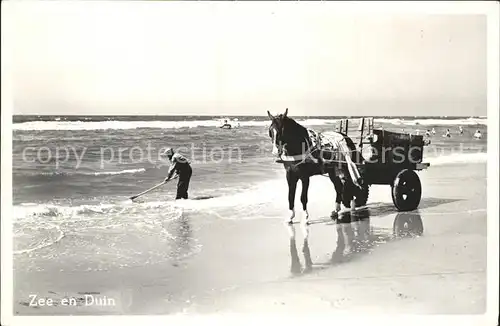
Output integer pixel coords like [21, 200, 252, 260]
[376, 117, 487, 126]
[12, 117, 487, 131]
[92, 168, 146, 176]
[19, 168, 146, 177]
[13, 200, 181, 221]
[427, 152, 487, 166]
[12, 119, 339, 131]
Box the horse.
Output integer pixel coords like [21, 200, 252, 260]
[267, 108, 366, 224]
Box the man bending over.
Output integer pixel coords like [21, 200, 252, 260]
[162, 148, 192, 200]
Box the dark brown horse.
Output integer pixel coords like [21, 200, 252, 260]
[267, 109, 367, 223]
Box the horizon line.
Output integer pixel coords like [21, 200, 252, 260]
[12, 114, 487, 118]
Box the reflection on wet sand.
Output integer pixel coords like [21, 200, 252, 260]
[332, 208, 372, 263]
[286, 223, 312, 276]
[166, 214, 195, 263]
[392, 210, 424, 238]
[287, 209, 424, 275]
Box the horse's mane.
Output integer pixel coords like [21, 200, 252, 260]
[281, 115, 308, 136]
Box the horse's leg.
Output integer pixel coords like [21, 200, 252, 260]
[350, 198, 356, 212]
[300, 176, 310, 223]
[328, 171, 343, 216]
[334, 177, 343, 213]
[286, 171, 298, 224]
[344, 181, 356, 212]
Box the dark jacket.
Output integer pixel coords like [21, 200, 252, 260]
[167, 152, 192, 180]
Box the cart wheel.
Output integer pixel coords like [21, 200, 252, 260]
[391, 169, 422, 211]
[342, 183, 370, 208]
[393, 212, 424, 237]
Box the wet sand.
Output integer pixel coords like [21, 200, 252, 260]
[14, 162, 487, 315]
[182, 165, 487, 314]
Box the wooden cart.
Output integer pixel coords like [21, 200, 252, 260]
[327, 118, 430, 211]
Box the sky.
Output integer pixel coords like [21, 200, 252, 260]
[7, 2, 487, 116]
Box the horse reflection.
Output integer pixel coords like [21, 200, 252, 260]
[332, 209, 424, 263]
[286, 223, 313, 276]
[286, 209, 424, 274]
[331, 208, 372, 263]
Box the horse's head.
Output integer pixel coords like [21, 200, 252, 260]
[267, 108, 289, 155]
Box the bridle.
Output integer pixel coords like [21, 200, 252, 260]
[268, 116, 287, 156]
[268, 115, 318, 163]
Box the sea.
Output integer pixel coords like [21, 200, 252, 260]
[11, 115, 487, 274]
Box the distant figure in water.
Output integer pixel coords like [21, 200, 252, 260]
[162, 148, 192, 200]
[459, 126, 464, 134]
[220, 119, 232, 129]
[444, 129, 451, 138]
[425, 129, 431, 137]
[415, 129, 420, 135]
[474, 130, 482, 139]
[431, 128, 436, 135]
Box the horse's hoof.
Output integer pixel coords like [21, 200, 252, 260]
[344, 247, 353, 256]
[335, 203, 341, 212]
[339, 211, 345, 219]
[330, 211, 338, 219]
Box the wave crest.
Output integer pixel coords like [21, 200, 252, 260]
[92, 168, 146, 176]
[13, 117, 487, 131]
[13, 200, 181, 221]
[427, 152, 487, 166]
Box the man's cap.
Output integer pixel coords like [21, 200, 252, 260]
[161, 148, 174, 157]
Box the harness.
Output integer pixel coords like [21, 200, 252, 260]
[276, 129, 337, 162]
[275, 129, 319, 162]
[276, 129, 363, 187]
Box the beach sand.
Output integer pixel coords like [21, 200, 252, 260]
[13, 162, 486, 315]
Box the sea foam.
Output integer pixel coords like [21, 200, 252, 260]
[13, 117, 487, 131]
